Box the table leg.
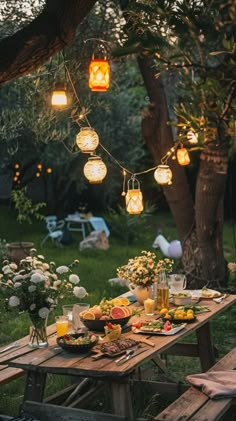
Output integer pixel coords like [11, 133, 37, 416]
[24, 371, 47, 402]
[196, 322, 215, 371]
[110, 380, 134, 420]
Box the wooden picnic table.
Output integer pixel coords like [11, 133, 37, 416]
[2, 294, 236, 420]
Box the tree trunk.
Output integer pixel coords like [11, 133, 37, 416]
[0, 0, 97, 86]
[138, 55, 228, 288]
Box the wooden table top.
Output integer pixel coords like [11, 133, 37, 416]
[3, 294, 236, 379]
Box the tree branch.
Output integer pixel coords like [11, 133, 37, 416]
[0, 0, 97, 86]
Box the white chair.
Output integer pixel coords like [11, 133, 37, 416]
[41, 216, 65, 247]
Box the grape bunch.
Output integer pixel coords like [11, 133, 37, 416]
[99, 298, 114, 316]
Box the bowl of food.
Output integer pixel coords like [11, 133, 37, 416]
[172, 292, 192, 306]
[80, 315, 131, 332]
[56, 332, 98, 353]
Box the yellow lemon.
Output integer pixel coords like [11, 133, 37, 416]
[119, 297, 130, 306]
[160, 308, 169, 315]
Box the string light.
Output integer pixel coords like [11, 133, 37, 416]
[76, 127, 99, 153]
[126, 176, 143, 215]
[83, 155, 107, 184]
[50, 82, 68, 108]
[50, 64, 202, 213]
[154, 165, 173, 185]
[176, 146, 191, 166]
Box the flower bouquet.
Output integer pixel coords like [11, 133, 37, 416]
[0, 249, 87, 347]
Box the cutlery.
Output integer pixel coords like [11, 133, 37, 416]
[115, 347, 138, 364]
[213, 294, 227, 304]
[116, 347, 147, 366]
[0, 341, 20, 353]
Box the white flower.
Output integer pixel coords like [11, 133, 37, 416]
[56, 265, 69, 274]
[2, 266, 12, 275]
[9, 263, 18, 270]
[13, 274, 24, 281]
[69, 274, 80, 284]
[37, 255, 45, 260]
[30, 273, 44, 283]
[28, 285, 37, 293]
[9, 296, 20, 307]
[53, 280, 62, 287]
[30, 303, 36, 311]
[14, 282, 22, 288]
[73, 286, 87, 298]
[43, 263, 49, 270]
[38, 307, 49, 319]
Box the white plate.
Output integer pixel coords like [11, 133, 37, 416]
[187, 289, 221, 299]
[132, 324, 187, 336]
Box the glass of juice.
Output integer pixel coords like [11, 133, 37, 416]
[144, 298, 155, 316]
[55, 315, 69, 336]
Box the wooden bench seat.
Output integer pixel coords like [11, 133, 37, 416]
[21, 400, 128, 421]
[155, 347, 236, 420]
[0, 365, 24, 386]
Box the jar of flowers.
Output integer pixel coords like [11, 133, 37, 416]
[117, 251, 173, 304]
[0, 249, 88, 348]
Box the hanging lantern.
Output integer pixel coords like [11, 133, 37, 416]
[89, 56, 110, 92]
[126, 177, 144, 215]
[76, 127, 99, 153]
[176, 147, 191, 166]
[187, 130, 198, 144]
[51, 83, 68, 108]
[154, 165, 172, 185]
[83, 155, 107, 184]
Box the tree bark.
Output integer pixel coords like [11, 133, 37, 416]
[0, 0, 97, 86]
[138, 55, 228, 288]
[138, 55, 195, 241]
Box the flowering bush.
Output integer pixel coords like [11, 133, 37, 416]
[117, 251, 173, 288]
[0, 249, 88, 322]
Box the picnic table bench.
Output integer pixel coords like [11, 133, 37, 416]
[155, 346, 236, 420]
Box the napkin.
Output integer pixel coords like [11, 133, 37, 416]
[186, 370, 236, 399]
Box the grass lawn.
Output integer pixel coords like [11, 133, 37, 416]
[0, 203, 236, 418]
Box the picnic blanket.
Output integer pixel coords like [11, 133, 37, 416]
[186, 370, 236, 399]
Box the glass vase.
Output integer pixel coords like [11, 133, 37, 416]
[28, 313, 48, 348]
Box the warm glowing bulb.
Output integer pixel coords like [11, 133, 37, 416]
[176, 147, 191, 166]
[83, 156, 107, 184]
[14, 163, 20, 169]
[37, 164, 42, 170]
[187, 130, 198, 144]
[76, 127, 99, 153]
[46, 168, 52, 174]
[51, 83, 68, 108]
[89, 58, 110, 92]
[126, 189, 144, 214]
[154, 165, 172, 185]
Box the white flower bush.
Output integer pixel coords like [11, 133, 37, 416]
[0, 250, 87, 321]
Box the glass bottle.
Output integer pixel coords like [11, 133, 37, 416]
[157, 270, 169, 311]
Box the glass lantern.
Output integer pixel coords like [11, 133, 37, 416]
[51, 83, 68, 108]
[83, 156, 107, 184]
[126, 177, 144, 215]
[176, 147, 191, 166]
[89, 57, 110, 92]
[76, 127, 99, 153]
[154, 165, 172, 185]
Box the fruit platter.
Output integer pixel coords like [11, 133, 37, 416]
[80, 297, 133, 332]
[57, 332, 98, 353]
[132, 319, 187, 336]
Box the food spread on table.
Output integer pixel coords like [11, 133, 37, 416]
[59, 333, 97, 345]
[188, 288, 221, 299]
[104, 322, 122, 341]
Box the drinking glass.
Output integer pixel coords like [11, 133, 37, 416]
[55, 316, 68, 337]
[144, 298, 155, 316]
[168, 274, 186, 293]
[62, 305, 74, 331]
[72, 303, 90, 330]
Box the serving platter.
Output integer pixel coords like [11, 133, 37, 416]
[187, 289, 222, 299]
[132, 320, 187, 336]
